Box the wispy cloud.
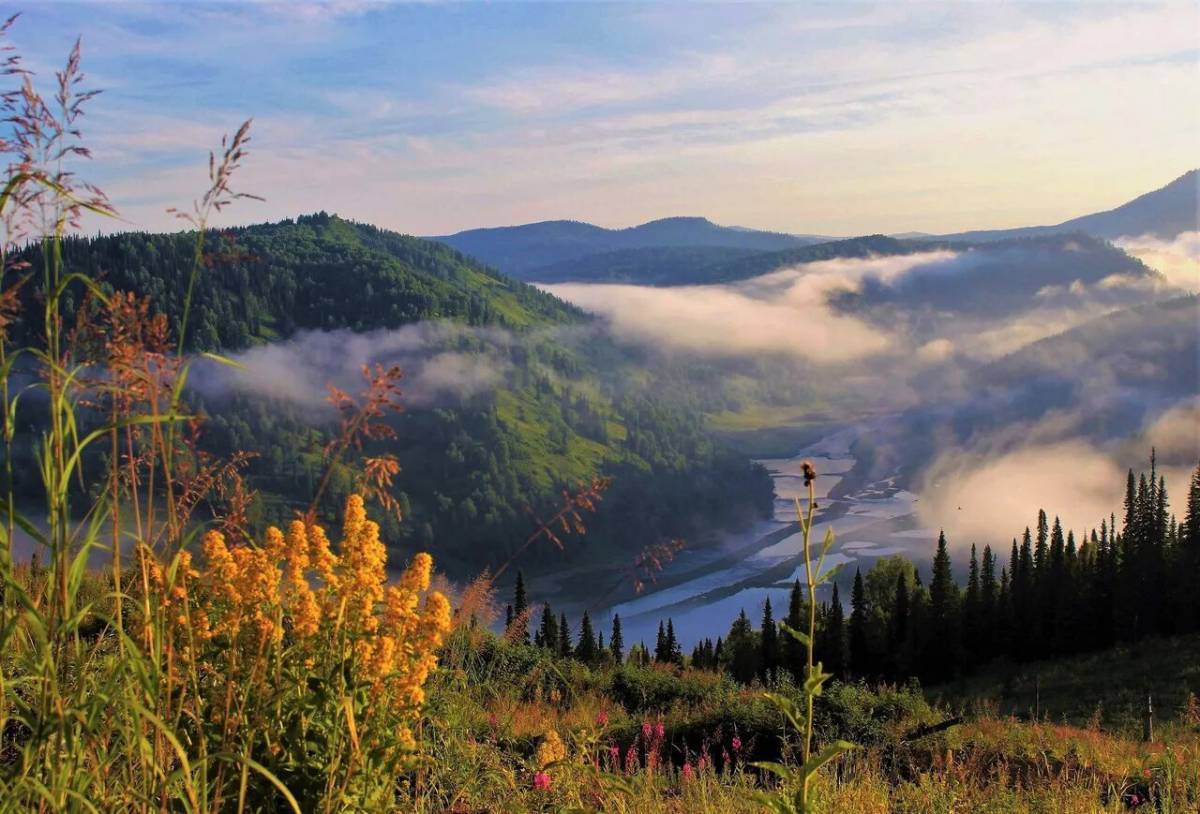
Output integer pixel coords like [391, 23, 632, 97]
[11, 2, 1198, 236]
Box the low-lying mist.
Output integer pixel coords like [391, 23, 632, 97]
[917, 399, 1199, 551]
[191, 323, 515, 413]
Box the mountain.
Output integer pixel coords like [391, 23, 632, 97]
[23, 213, 774, 577]
[831, 233, 1159, 318]
[38, 211, 582, 352]
[525, 235, 944, 286]
[523, 245, 761, 284]
[981, 294, 1199, 398]
[690, 234, 950, 285]
[430, 216, 825, 277]
[934, 169, 1198, 243]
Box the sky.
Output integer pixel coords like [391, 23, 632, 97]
[8, 1, 1199, 237]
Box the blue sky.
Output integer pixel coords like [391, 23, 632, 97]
[9, 1, 1199, 236]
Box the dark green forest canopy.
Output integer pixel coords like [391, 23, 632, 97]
[25, 212, 584, 352]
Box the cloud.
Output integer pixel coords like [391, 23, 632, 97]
[542, 252, 962, 362]
[1113, 232, 1200, 293]
[918, 440, 1127, 548]
[917, 401, 1200, 550]
[194, 324, 511, 412]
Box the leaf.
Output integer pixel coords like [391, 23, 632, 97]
[199, 350, 245, 370]
[801, 740, 857, 781]
[816, 562, 845, 585]
[803, 668, 832, 697]
[750, 790, 798, 814]
[778, 622, 810, 647]
[750, 760, 792, 781]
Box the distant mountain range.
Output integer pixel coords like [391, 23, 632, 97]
[928, 169, 1198, 243]
[429, 170, 1197, 286]
[429, 216, 827, 278]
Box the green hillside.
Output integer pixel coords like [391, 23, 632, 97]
[18, 214, 774, 578]
[36, 212, 581, 351]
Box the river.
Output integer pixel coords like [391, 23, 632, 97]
[601, 425, 935, 649]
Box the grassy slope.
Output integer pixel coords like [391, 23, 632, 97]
[929, 634, 1200, 733]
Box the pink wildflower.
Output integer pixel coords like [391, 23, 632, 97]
[641, 721, 652, 740]
[682, 762, 695, 782]
[654, 721, 665, 740]
[533, 771, 551, 791]
[731, 735, 742, 752]
[596, 710, 609, 727]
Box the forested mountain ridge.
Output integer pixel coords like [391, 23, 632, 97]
[28, 212, 583, 352]
[431, 216, 824, 277]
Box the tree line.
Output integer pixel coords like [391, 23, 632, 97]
[500, 456, 1200, 685]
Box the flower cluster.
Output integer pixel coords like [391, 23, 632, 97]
[182, 494, 452, 761]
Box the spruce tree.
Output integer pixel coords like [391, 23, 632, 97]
[575, 611, 597, 663]
[848, 568, 871, 679]
[760, 598, 778, 680]
[783, 579, 806, 680]
[609, 614, 624, 664]
[666, 619, 682, 665]
[980, 545, 997, 655]
[537, 603, 558, 651]
[558, 612, 572, 657]
[511, 571, 529, 643]
[725, 610, 758, 683]
[928, 530, 960, 681]
[655, 621, 668, 663]
[964, 544, 981, 665]
[824, 582, 846, 679]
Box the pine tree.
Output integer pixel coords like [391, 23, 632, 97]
[760, 598, 778, 680]
[783, 579, 806, 680]
[1184, 463, 1200, 631]
[980, 545, 997, 655]
[558, 612, 572, 657]
[848, 568, 871, 679]
[666, 619, 682, 665]
[536, 603, 558, 651]
[575, 611, 597, 663]
[510, 572, 529, 643]
[725, 610, 758, 683]
[964, 544, 981, 665]
[928, 530, 960, 681]
[609, 614, 624, 664]
[655, 621, 668, 663]
[824, 582, 846, 679]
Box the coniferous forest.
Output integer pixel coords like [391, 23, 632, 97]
[506, 456, 1200, 687]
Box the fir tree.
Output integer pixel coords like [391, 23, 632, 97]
[760, 598, 778, 680]
[609, 614, 624, 664]
[665, 619, 682, 665]
[848, 568, 871, 679]
[725, 609, 758, 683]
[510, 571, 529, 643]
[558, 612, 572, 657]
[575, 611, 597, 663]
[824, 582, 846, 679]
[783, 579, 806, 680]
[927, 530, 959, 681]
[536, 603, 558, 651]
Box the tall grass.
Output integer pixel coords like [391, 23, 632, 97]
[0, 25, 450, 812]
